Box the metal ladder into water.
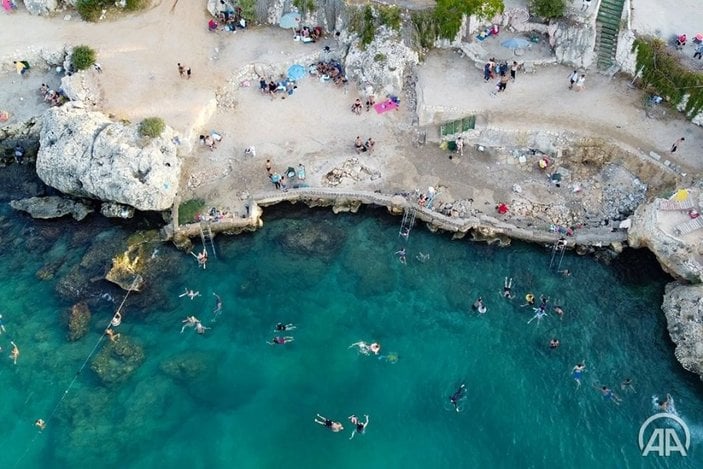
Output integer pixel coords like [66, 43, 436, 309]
[548, 237, 567, 271]
[200, 221, 217, 259]
[399, 207, 417, 240]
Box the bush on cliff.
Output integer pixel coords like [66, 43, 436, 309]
[530, 0, 566, 19]
[72, 45, 96, 71]
[77, 0, 148, 22]
[138, 117, 165, 139]
[179, 199, 206, 225]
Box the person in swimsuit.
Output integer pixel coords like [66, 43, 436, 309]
[620, 378, 635, 392]
[348, 414, 369, 439]
[179, 288, 201, 300]
[395, 248, 407, 265]
[181, 315, 200, 333]
[9, 341, 19, 365]
[105, 328, 120, 343]
[572, 363, 586, 388]
[35, 419, 46, 431]
[195, 321, 210, 335]
[549, 338, 560, 349]
[369, 342, 381, 355]
[275, 323, 296, 332]
[553, 305, 565, 319]
[111, 312, 122, 327]
[502, 277, 514, 299]
[315, 414, 343, 432]
[270, 336, 294, 345]
[597, 385, 622, 405]
[449, 384, 466, 412]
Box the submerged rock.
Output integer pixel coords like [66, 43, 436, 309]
[66, 302, 91, 341]
[90, 336, 145, 385]
[662, 283, 703, 381]
[275, 221, 346, 258]
[10, 195, 94, 221]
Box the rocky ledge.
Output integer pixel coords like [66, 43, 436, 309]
[36, 103, 182, 212]
[662, 283, 703, 380]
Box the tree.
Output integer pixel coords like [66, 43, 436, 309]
[434, 0, 505, 41]
[530, 0, 566, 19]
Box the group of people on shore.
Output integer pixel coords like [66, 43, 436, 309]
[259, 76, 298, 98]
[483, 58, 519, 93]
[38, 83, 65, 107]
[353, 136, 375, 154]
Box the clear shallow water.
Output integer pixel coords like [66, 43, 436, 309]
[0, 205, 701, 468]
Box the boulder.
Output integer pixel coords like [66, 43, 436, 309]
[36, 103, 182, 211]
[90, 337, 145, 385]
[345, 27, 419, 95]
[66, 302, 91, 341]
[60, 70, 102, 107]
[275, 221, 346, 259]
[10, 195, 93, 220]
[22, 0, 58, 16]
[105, 245, 146, 291]
[662, 283, 703, 381]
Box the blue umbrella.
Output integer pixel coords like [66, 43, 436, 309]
[279, 12, 301, 30]
[501, 37, 531, 49]
[287, 64, 306, 81]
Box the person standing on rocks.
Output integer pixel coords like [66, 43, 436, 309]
[671, 137, 685, 152]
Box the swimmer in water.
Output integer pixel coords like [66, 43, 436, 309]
[654, 393, 674, 413]
[105, 328, 120, 343]
[620, 378, 635, 393]
[571, 362, 586, 388]
[527, 308, 547, 325]
[416, 252, 430, 263]
[350, 341, 370, 355]
[558, 269, 571, 277]
[369, 342, 381, 355]
[35, 419, 46, 431]
[211, 293, 223, 321]
[9, 341, 19, 365]
[195, 321, 210, 335]
[270, 336, 294, 345]
[315, 414, 343, 432]
[553, 305, 564, 319]
[395, 248, 407, 265]
[472, 297, 487, 314]
[0, 314, 5, 334]
[180, 315, 199, 333]
[275, 323, 296, 332]
[521, 293, 536, 307]
[549, 338, 560, 349]
[348, 414, 369, 440]
[502, 277, 514, 299]
[596, 385, 622, 405]
[179, 288, 201, 300]
[449, 384, 466, 412]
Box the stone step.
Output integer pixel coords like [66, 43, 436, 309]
[597, 13, 621, 26]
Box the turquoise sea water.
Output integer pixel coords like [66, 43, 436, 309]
[0, 204, 701, 468]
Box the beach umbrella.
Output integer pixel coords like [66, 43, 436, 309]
[501, 37, 531, 49]
[287, 64, 306, 81]
[279, 12, 301, 30]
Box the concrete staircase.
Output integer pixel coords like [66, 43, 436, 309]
[595, 0, 626, 70]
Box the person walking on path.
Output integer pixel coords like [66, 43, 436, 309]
[178, 63, 185, 78]
[568, 70, 579, 90]
[671, 137, 685, 153]
[574, 74, 586, 92]
[265, 159, 272, 175]
[695, 44, 703, 60]
[498, 74, 509, 92]
[187, 67, 192, 80]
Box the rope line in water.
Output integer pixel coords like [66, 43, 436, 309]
[13, 275, 142, 467]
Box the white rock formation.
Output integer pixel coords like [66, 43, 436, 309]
[37, 103, 182, 212]
[23, 0, 58, 15]
[345, 27, 419, 95]
[60, 70, 102, 107]
[662, 282, 703, 381]
[552, 19, 596, 68]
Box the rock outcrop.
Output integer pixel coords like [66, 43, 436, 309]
[37, 103, 182, 211]
[662, 283, 703, 381]
[10, 195, 94, 220]
[66, 302, 91, 341]
[22, 0, 58, 16]
[345, 27, 419, 95]
[552, 19, 596, 69]
[60, 70, 102, 107]
[628, 192, 703, 283]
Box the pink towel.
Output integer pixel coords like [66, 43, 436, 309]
[374, 100, 398, 114]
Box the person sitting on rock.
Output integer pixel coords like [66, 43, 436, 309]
[354, 136, 366, 154]
[351, 98, 362, 115]
[105, 328, 120, 343]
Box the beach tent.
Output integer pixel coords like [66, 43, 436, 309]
[287, 64, 306, 81]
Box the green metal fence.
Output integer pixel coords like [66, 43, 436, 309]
[440, 115, 476, 136]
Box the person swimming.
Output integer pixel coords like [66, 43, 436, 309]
[449, 384, 466, 412]
[528, 308, 547, 325]
[9, 341, 19, 365]
[0, 314, 5, 334]
[275, 323, 296, 332]
[553, 305, 564, 319]
[195, 321, 209, 335]
[652, 393, 675, 414]
[572, 362, 586, 388]
[179, 288, 201, 300]
[211, 293, 223, 321]
[549, 338, 560, 349]
[270, 336, 294, 345]
[315, 414, 344, 432]
[620, 378, 635, 392]
[369, 342, 381, 355]
[416, 252, 430, 263]
[348, 414, 369, 440]
[111, 312, 122, 327]
[395, 248, 407, 265]
[522, 293, 535, 307]
[597, 385, 622, 405]
[180, 315, 199, 333]
[105, 328, 120, 343]
[35, 419, 46, 431]
[472, 297, 487, 314]
[502, 277, 514, 299]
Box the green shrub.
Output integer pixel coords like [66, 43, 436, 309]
[125, 0, 148, 11]
[72, 45, 97, 71]
[293, 0, 315, 15]
[77, 0, 148, 21]
[378, 5, 402, 31]
[179, 199, 206, 225]
[138, 117, 165, 139]
[238, 0, 256, 21]
[530, 0, 566, 19]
